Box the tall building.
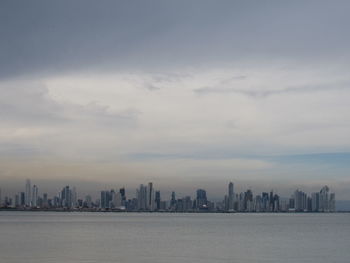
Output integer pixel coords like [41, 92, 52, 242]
[329, 193, 336, 212]
[311, 192, 320, 212]
[20, 192, 25, 206]
[319, 186, 329, 212]
[147, 182, 155, 211]
[119, 188, 126, 202]
[32, 185, 38, 207]
[111, 190, 122, 208]
[43, 193, 48, 208]
[196, 189, 207, 210]
[170, 191, 176, 210]
[100, 190, 111, 209]
[294, 189, 307, 212]
[155, 191, 161, 210]
[183, 196, 193, 211]
[25, 179, 31, 207]
[261, 192, 269, 212]
[137, 184, 147, 210]
[71, 187, 77, 208]
[244, 189, 253, 212]
[61, 186, 72, 208]
[228, 182, 234, 211]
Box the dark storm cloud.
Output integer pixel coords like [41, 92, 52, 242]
[1, 0, 350, 79]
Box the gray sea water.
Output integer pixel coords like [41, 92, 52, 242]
[0, 212, 349, 263]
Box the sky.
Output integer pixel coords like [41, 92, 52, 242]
[0, 0, 350, 200]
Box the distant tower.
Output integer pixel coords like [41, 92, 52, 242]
[119, 188, 126, 201]
[31, 185, 38, 207]
[71, 187, 77, 208]
[137, 184, 147, 210]
[228, 182, 234, 211]
[311, 192, 320, 212]
[61, 186, 72, 208]
[329, 193, 336, 212]
[147, 182, 154, 211]
[25, 179, 31, 207]
[170, 191, 176, 209]
[155, 191, 161, 210]
[196, 189, 207, 209]
[319, 186, 329, 212]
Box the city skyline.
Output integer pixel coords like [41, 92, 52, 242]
[0, 179, 337, 212]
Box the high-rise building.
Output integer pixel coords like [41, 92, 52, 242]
[32, 185, 38, 207]
[319, 186, 329, 212]
[329, 193, 336, 212]
[147, 182, 155, 211]
[61, 186, 72, 208]
[71, 187, 77, 208]
[137, 184, 147, 210]
[155, 191, 161, 210]
[111, 190, 122, 208]
[294, 189, 307, 212]
[100, 190, 111, 209]
[228, 182, 234, 211]
[196, 189, 207, 210]
[15, 194, 20, 207]
[183, 196, 193, 211]
[20, 192, 25, 206]
[311, 192, 320, 212]
[25, 179, 31, 207]
[119, 188, 126, 202]
[244, 189, 253, 212]
[170, 191, 176, 210]
[43, 193, 48, 208]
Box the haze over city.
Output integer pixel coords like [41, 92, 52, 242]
[1, 0, 350, 200]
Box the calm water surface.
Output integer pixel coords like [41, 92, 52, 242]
[0, 212, 349, 263]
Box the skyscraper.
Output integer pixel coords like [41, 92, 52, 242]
[119, 188, 126, 202]
[228, 182, 234, 211]
[25, 179, 31, 207]
[32, 185, 38, 207]
[100, 190, 111, 209]
[71, 187, 77, 208]
[170, 191, 176, 210]
[137, 184, 147, 210]
[319, 186, 329, 212]
[61, 186, 72, 208]
[329, 193, 336, 212]
[155, 191, 161, 210]
[311, 192, 320, 212]
[294, 189, 307, 212]
[196, 189, 207, 210]
[147, 182, 154, 211]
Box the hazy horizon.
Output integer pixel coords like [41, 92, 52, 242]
[1, 1, 350, 200]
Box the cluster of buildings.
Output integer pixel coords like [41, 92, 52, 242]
[0, 179, 336, 212]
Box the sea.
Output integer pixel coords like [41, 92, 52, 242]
[0, 212, 349, 263]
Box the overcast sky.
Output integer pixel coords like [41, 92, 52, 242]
[1, 0, 350, 199]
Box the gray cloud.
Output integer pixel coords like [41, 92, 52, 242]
[1, 0, 350, 79]
[194, 82, 350, 97]
[0, 79, 139, 128]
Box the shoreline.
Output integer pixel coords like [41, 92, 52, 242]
[0, 208, 348, 213]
